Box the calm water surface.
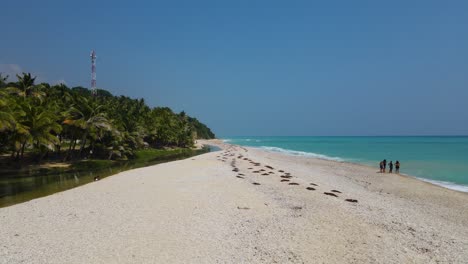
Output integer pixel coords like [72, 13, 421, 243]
[0, 147, 213, 207]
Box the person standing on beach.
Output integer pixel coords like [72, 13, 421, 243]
[383, 159, 387, 173]
[379, 161, 384, 173]
[389, 161, 393, 173]
[395, 161, 400, 174]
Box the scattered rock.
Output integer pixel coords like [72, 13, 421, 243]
[331, 190, 342, 193]
[310, 183, 318, 186]
[417, 247, 430, 253]
[306, 187, 316, 191]
[281, 179, 290, 182]
[252, 182, 261, 185]
[324, 192, 338, 197]
[288, 182, 299, 185]
[345, 199, 358, 203]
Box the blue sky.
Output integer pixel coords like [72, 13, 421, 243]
[1, 0, 467, 136]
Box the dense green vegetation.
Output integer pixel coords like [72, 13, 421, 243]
[0, 72, 215, 162]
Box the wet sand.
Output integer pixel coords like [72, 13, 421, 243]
[1, 139, 467, 263]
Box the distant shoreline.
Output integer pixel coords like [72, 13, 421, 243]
[220, 137, 468, 194]
[248, 145, 468, 194]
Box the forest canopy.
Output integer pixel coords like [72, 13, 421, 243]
[0, 72, 215, 161]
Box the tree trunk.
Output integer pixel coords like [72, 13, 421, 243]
[64, 137, 75, 161]
[56, 134, 62, 156]
[72, 138, 77, 151]
[79, 135, 87, 158]
[39, 151, 48, 162]
[67, 138, 78, 161]
[20, 141, 26, 160]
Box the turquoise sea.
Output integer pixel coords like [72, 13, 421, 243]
[223, 136, 468, 192]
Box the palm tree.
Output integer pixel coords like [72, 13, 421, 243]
[1, 72, 215, 162]
[28, 105, 62, 159]
[16, 73, 35, 95]
[4, 98, 60, 160]
[0, 90, 17, 131]
[0, 73, 8, 88]
[63, 96, 112, 158]
[6, 73, 45, 99]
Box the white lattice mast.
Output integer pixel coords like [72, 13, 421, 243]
[90, 50, 97, 95]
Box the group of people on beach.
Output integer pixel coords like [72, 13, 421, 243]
[379, 159, 400, 174]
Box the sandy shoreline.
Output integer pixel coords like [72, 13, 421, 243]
[220, 140, 468, 194]
[1, 139, 467, 263]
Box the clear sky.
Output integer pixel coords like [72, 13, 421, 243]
[1, 0, 467, 136]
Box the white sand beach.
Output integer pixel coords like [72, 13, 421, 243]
[1, 139, 468, 263]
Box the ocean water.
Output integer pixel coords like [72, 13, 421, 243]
[223, 136, 468, 192]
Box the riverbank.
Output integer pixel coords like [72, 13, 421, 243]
[1, 140, 467, 263]
[0, 147, 210, 208]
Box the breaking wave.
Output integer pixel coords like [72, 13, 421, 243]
[259, 146, 344, 162]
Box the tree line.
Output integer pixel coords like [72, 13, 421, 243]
[0, 73, 215, 162]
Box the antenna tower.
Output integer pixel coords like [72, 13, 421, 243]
[90, 50, 97, 95]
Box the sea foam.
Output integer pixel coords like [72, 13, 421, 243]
[260, 146, 468, 193]
[415, 177, 468, 193]
[259, 146, 344, 162]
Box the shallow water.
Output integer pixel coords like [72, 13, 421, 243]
[0, 147, 212, 208]
[224, 136, 468, 192]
